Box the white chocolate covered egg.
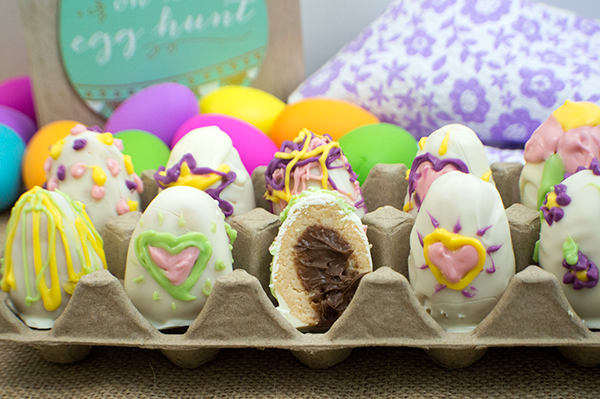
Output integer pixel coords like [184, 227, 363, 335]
[519, 100, 600, 210]
[408, 171, 514, 332]
[0, 187, 107, 329]
[44, 125, 143, 233]
[124, 186, 235, 329]
[538, 163, 600, 328]
[404, 124, 494, 217]
[264, 129, 367, 218]
[154, 126, 255, 219]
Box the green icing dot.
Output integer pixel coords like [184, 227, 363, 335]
[215, 260, 226, 271]
[130, 257, 139, 265]
[178, 212, 186, 227]
[133, 275, 145, 283]
[171, 302, 177, 313]
[211, 222, 217, 233]
[202, 279, 212, 296]
[563, 235, 579, 266]
[153, 291, 161, 301]
[224, 222, 237, 245]
[158, 211, 164, 226]
[533, 240, 540, 264]
[140, 219, 144, 227]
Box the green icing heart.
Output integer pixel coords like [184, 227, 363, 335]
[134, 230, 212, 301]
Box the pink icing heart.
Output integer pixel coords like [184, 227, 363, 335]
[428, 242, 480, 284]
[148, 246, 201, 286]
[414, 162, 458, 207]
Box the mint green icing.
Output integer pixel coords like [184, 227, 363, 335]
[140, 219, 144, 227]
[158, 211, 164, 226]
[215, 260, 226, 271]
[178, 212, 186, 228]
[133, 275, 145, 283]
[280, 187, 356, 223]
[171, 302, 177, 313]
[153, 291, 160, 301]
[134, 230, 212, 301]
[224, 222, 237, 245]
[537, 154, 566, 211]
[533, 240, 540, 264]
[210, 222, 217, 233]
[563, 235, 579, 266]
[202, 279, 212, 296]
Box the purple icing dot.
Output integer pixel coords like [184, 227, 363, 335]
[453, 218, 462, 234]
[125, 180, 137, 191]
[73, 139, 87, 151]
[57, 165, 66, 181]
[477, 225, 493, 236]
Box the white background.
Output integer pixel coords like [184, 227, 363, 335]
[1, 0, 599, 83]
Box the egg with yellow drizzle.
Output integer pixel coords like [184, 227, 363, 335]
[44, 125, 143, 233]
[0, 187, 106, 329]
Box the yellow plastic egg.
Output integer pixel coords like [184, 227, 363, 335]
[199, 85, 285, 135]
[22, 120, 81, 189]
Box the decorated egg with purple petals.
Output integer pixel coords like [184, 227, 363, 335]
[539, 161, 600, 328]
[44, 125, 143, 232]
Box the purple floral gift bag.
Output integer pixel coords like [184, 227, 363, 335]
[289, 0, 600, 148]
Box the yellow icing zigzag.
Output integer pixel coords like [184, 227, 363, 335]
[553, 100, 600, 131]
[156, 163, 231, 191]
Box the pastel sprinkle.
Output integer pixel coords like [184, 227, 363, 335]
[127, 199, 138, 212]
[215, 260, 226, 271]
[47, 175, 59, 191]
[202, 279, 212, 296]
[133, 275, 145, 283]
[70, 124, 87, 135]
[49, 139, 65, 159]
[43, 157, 53, 172]
[97, 132, 114, 146]
[71, 162, 86, 178]
[123, 154, 134, 174]
[133, 173, 144, 193]
[158, 211, 164, 226]
[73, 139, 87, 151]
[92, 165, 107, 186]
[153, 291, 161, 301]
[91, 185, 105, 200]
[57, 165, 66, 181]
[113, 138, 124, 151]
[106, 158, 121, 176]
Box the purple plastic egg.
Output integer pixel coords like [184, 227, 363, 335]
[0, 76, 36, 126]
[172, 113, 278, 175]
[104, 83, 199, 146]
[0, 104, 36, 144]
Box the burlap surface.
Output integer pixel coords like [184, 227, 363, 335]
[0, 342, 598, 398]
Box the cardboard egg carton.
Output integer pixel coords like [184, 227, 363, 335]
[1, 162, 600, 370]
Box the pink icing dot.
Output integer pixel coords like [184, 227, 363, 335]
[71, 162, 86, 178]
[106, 158, 121, 177]
[43, 157, 53, 173]
[70, 124, 87, 135]
[47, 175, 59, 191]
[116, 197, 130, 215]
[91, 185, 105, 200]
[113, 138, 124, 151]
[133, 173, 144, 193]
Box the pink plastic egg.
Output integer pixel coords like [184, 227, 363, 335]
[0, 76, 36, 126]
[0, 104, 36, 144]
[172, 113, 278, 174]
[104, 83, 199, 146]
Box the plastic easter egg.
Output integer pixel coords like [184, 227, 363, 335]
[172, 113, 278, 174]
[22, 120, 80, 189]
[114, 130, 170, 175]
[0, 124, 26, 211]
[270, 98, 379, 147]
[105, 83, 199, 146]
[0, 104, 36, 144]
[199, 85, 285, 135]
[338, 123, 418, 184]
[0, 75, 36, 125]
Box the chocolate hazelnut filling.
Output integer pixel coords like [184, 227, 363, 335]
[294, 225, 366, 327]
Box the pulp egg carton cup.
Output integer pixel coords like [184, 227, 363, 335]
[1, 162, 600, 370]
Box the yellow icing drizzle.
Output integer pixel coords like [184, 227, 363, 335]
[576, 270, 589, 282]
[405, 169, 411, 181]
[439, 131, 451, 156]
[0, 187, 107, 311]
[265, 129, 340, 204]
[49, 139, 66, 160]
[97, 133, 114, 146]
[123, 155, 134, 175]
[403, 201, 413, 212]
[545, 191, 559, 209]
[423, 228, 487, 291]
[553, 100, 600, 131]
[481, 169, 492, 182]
[156, 163, 231, 191]
[418, 137, 427, 150]
[92, 166, 107, 186]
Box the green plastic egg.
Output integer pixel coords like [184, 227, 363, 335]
[114, 129, 170, 175]
[338, 123, 418, 184]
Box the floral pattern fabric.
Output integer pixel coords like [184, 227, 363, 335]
[289, 0, 600, 148]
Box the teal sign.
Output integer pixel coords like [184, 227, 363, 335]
[59, 0, 268, 118]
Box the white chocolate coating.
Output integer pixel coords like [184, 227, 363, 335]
[124, 186, 234, 329]
[45, 127, 142, 233]
[404, 124, 494, 217]
[538, 170, 600, 328]
[408, 171, 514, 332]
[1, 188, 106, 329]
[163, 126, 255, 219]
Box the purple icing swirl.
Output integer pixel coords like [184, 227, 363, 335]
[562, 251, 599, 290]
[154, 153, 237, 217]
